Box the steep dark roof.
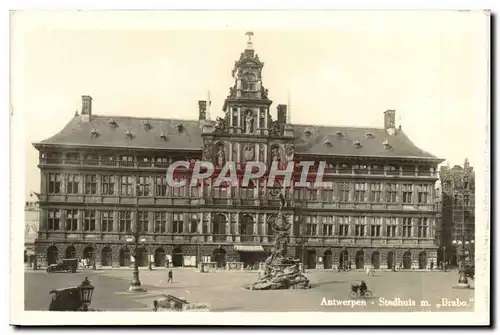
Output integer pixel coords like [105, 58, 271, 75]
[35, 115, 203, 151]
[35, 115, 440, 160]
[293, 124, 439, 160]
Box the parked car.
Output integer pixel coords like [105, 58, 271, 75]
[46, 258, 78, 273]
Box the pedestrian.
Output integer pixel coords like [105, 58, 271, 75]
[430, 261, 434, 270]
[168, 269, 173, 283]
[348, 261, 352, 271]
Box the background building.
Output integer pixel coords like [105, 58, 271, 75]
[439, 159, 475, 266]
[25, 199, 39, 264]
[33, 35, 443, 270]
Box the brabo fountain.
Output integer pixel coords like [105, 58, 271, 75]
[245, 193, 311, 290]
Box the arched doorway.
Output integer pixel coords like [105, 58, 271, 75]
[65, 246, 76, 259]
[323, 250, 333, 269]
[371, 251, 380, 269]
[339, 250, 348, 269]
[83, 246, 94, 260]
[119, 247, 130, 267]
[403, 251, 412, 269]
[101, 247, 112, 266]
[212, 248, 226, 268]
[306, 250, 316, 269]
[240, 214, 254, 242]
[418, 251, 427, 269]
[155, 248, 166, 267]
[172, 247, 183, 267]
[212, 214, 227, 242]
[136, 247, 148, 267]
[355, 250, 365, 269]
[47, 246, 58, 265]
[387, 251, 394, 270]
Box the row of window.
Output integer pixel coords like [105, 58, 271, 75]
[44, 209, 431, 239]
[47, 173, 435, 204]
[304, 216, 430, 238]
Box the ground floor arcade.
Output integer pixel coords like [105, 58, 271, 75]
[34, 241, 437, 271]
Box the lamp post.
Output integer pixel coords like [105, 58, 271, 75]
[452, 234, 473, 289]
[128, 184, 147, 292]
[78, 277, 95, 311]
[442, 246, 447, 271]
[392, 246, 396, 272]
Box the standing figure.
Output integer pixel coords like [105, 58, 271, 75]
[216, 147, 225, 167]
[168, 269, 173, 283]
[245, 111, 254, 133]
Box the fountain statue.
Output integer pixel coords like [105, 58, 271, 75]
[244, 193, 311, 290]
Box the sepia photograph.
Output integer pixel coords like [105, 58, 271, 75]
[9, 9, 490, 326]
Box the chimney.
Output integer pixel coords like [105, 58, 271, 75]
[277, 104, 287, 124]
[198, 100, 207, 120]
[384, 109, 396, 135]
[81, 95, 92, 122]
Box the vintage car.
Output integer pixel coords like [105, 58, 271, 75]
[46, 258, 78, 273]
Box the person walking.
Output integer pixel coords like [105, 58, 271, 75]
[167, 269, 173, 283]
[430, 261, 434, 270]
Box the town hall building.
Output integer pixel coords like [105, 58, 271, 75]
[33, 34, 443, 270]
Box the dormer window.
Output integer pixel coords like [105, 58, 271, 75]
[177, 124, 184, 133]
[125, 129, 133, 139]
[365, 132, 375, 140]
[324, 139, 332, 148]
[144, 120, 152, 131]
[383, 139, 392, 150]
[109, 119, 118, 128]
[90, 129, 99, 138]
[74, 110, 79, 116]
[304, 128, 312, 137]
[160, 131, 167, 140]
[336, 131, 344, 138]
[353, 139, 362, 148]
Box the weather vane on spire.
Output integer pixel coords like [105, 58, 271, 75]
[245, 31, 254, 49]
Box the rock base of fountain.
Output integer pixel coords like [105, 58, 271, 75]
[244, 256, 311, 290]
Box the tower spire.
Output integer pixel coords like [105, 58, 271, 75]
[245, 31, 254, 50]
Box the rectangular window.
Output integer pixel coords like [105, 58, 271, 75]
[138, 176, 151, 196]
[84, 174, 97, 195]
[155, 176, 168, 197]
[48, 173, 61, 194]
[370, 217, 382, 237]
[338, 182, 350, 202]
[309, 184, 318, 201]
[65, 209, 78, 231]
[386, 183, 397, 203]
[305, 216, 317, 236]
[322, 216, 334, 236]
[338, 216, 349, 236]
[101, 211, 114, 232]
[101, 154, 115, 167]
[47, 209, 61, 231]
[386, 217, 397, 237]
[120, 176, 133, 196]
[464, 195, 471, 206]
[173, 213, 184, 234]
[102, 175, 115, 195]
[190, 214, 198, 233]
[119, 155, 134, 167]
[402, 184, 413, 203]
[154, 212, 167, 233]
[354, 183, 366, 202]
[402, 217, 412, 237]
[259, 110, 265, 128]
[354, 216, 365, 236]
[417, 184, 429, 204]
[370, 183, 382, 202]
[119, 211, 132, 233]
[138, 211, 149, 232]
[418, 218, 428, 238]
[172, 178, 188, 198]
[67, 174, 80, 194]
[323, 184, 334, 202]
[83, 209, 96, 231]
[85, 154, 99, 166]
[65, 152, 79, 164]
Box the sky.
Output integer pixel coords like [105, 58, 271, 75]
[11, 10, 489, 199]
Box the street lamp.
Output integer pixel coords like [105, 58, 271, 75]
[452, 235, 472, 289]
[128, 183, 147, 292]
[78, 277, 95, 311]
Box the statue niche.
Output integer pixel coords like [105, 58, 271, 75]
[215, 144, 226, 168]
[244, 144, 255, 161]
[244, 110, 254, 134]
